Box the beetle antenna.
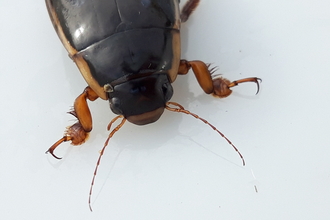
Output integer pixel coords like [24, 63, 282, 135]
[88, 115, 126, 212]
[165, 102, 245, 166]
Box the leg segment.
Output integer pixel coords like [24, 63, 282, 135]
[46, 86, 99, 159]
[180, 0, 200, 22]
[178, 59, 261, 98]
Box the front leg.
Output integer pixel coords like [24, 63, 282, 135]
[46, 86, 99, 159]
[178, 59, 261, 98]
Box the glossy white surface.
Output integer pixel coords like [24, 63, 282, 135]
[1, 0, 330, 219]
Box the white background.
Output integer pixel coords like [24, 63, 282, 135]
[1, 0, 330, 219]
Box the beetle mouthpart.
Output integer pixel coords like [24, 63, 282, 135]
[126, 107, 165, 125]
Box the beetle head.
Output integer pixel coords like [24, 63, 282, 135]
[107, 73, 173, 125]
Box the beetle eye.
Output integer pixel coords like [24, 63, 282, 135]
[130, 87, 139, 94]
[112, 97, 120, 107]
[162, 82, 173, 101]
[130, 86, 147, 94]
[162, 83, 168, 94]
[110, 97, 122, 115]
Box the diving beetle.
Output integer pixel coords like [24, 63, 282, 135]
[45, 0, 260, 210]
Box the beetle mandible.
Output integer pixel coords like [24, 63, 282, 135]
[45, 0, 261, 210]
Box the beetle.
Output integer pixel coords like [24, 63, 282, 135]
[45, 0, 260, 210]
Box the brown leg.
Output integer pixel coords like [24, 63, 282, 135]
[178, 59, 261, 98]
[180, 0, 200, 22]
[46, 86, 99, 159]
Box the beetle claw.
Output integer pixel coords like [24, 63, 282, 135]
[45, 149, 63, 160]
[46, 137, 67, 160]
[254, 78, 262, 95]
[212, 77, 262, 98]
[46, 122, 90, 159]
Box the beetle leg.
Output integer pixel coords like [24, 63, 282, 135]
[178, 59, 261, 98]
[212, 77, 262, 98]
[46, 86, 99, 159]
[180, 0, 200, 22]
